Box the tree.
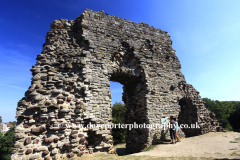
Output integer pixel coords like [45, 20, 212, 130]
[0, 127, 15, 160]
[0, 131, 2, 140]
[203, 98, 240, 131]
[111, 102, 127, 144]
[0, 132, 2, 154]
[0, 116, 2, 123]
[8, 121, 17, 127]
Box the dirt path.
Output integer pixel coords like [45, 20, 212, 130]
[131, 131, 240, 159]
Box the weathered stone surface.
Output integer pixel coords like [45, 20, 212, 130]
[44, 138, 53, 143]
[31, 126, 46, 133]
[64, 143, 71, 148]
[25, 149, 32, 154]
[11, 150, 17, 154]
[14, 133, 26, 139]
[53, 138, 59, 143]
[25, 137, 31, 144]
[14, 142, 23, 148]
[42, 150, 49, 155]
[14, 9, 222, 159]
[77, 152, 83, 157]
[78, 134, 84, 138]
[29, 154, 41, 160]
[24, 124, 30, 128]
[51, 148, 58, 155]
[44, 156, 51, 160]
[67, 153, 74, 158]
[38, 146, 48, 151]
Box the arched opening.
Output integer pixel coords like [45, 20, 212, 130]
[110, 81, 127, 146]
[178, 98, 201, 137]
[109, 70, 148, 154]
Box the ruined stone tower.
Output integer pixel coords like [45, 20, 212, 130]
[12, 9, 222, 159]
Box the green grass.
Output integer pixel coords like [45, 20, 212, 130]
[229, 148, 237, 150]
[230, 151, 240, 156]
[229, 141, 238, 143]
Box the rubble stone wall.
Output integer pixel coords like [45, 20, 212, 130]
[12, 9, 222, 159]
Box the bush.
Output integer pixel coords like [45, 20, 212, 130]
[0, 127, 15, 160]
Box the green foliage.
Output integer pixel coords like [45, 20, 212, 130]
[203, 98, 240, 131]
[0, 116, 2, 123]
[111, 102, 127, 144]
[0, 127, 15, 160]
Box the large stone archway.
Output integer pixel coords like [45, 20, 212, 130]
[13, 9, 222, 159]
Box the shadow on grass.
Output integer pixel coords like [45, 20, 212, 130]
[116, 147, 127, 156]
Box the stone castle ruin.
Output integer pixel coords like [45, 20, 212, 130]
[12, 9, 222, 159]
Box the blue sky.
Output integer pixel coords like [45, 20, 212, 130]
[0, 0, 239, 122]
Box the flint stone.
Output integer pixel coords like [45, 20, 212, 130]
[77, 152, 83, 157]
[27, 105, 41, 110]
[29, 119, 35, 123]
[15, 127, 24, 133]
[44, 138, 53, 143]
[48, 62, 60, 65]
[31, 126, 46, 133]
[79, 138, 86, 143]
[25, 137, 31, 144]
[25, 149, 32, 154]
[44, 156, 51, 160]
[51, 143, 57, 148]
[54, 138, 59, 143]
[38, 146, 48, 151]
[71, 130, 78, 134]
[14, 142, 23, 148]
[78, 134, 84, 138]
[24, 124, 30, 128]
[71, 134, 77, 139]
[11, 150, 17, 154]
[60, 109, 70, 112]
[29, 154, 41, 160]
[64, 143, 71, 148]
[42, 150, 49, 155]
[95, 146, 102, 149]
[51, 148, 58, 154]
[68, 153, 75, 158]
[71, 139, 79, 143]
[14, 133, 26, 139]
[52, 89, 62, 94]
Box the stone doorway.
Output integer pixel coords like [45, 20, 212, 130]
[109, 71, 148, 153]
[178, 97, 201, 137]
